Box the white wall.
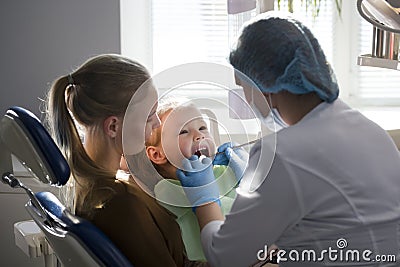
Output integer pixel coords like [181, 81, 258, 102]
[0, 0, 120, 266]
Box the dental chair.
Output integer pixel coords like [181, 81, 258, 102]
[0, 106, 133, 267]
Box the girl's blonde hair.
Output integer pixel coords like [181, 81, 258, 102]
[145, 96, 191, 147]
[45, 54, 150, 212]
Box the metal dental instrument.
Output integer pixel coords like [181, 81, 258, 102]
[214, 138, 260, 156]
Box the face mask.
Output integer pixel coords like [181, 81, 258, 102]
[249, 99, 289, 132]
[270, 107, 289, 130]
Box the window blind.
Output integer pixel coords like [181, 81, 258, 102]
[151, 0, 230, 75]
[151, 0, 334, 74]
[150, 0, 400, 105]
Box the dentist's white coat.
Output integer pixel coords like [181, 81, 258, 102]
[202, 99, 400, 267]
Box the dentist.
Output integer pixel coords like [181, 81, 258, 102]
[177, 11, 400, 267]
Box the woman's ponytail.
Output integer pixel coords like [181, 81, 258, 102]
[45, 54, 151, 212]
[47, 76, 78, 157]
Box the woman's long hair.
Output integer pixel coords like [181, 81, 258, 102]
[45, 54, 150, 212]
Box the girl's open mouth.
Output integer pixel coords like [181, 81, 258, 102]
[193, 147, 210, 157]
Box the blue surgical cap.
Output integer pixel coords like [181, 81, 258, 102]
[229, 11, 339, 103]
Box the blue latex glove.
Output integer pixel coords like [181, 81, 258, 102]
[212, 142, 249, 182]
[176, 155, 220, 209]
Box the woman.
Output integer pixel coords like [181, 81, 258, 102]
[45, 54, 200, 267]
[176, 12, 400, 267]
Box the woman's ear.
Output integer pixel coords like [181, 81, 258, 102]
[146, 146, 167, 165]
[103, 116, 121, 138]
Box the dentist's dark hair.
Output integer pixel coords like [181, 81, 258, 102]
[45, 54, 150, 211]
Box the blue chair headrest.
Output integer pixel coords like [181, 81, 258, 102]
[7, 106, 70, 186]
[35, 192, 133, 267]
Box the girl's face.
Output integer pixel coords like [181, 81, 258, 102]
[161, 104, 216, 169]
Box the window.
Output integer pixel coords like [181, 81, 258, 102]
[152, 0, 230, 74]
[120, 0, 400, 129]
[150, 0, 256, 104]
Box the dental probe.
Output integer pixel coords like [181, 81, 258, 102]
[214, 138, 260, 156]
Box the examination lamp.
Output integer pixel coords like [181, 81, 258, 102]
[357, 0, 400, 70]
